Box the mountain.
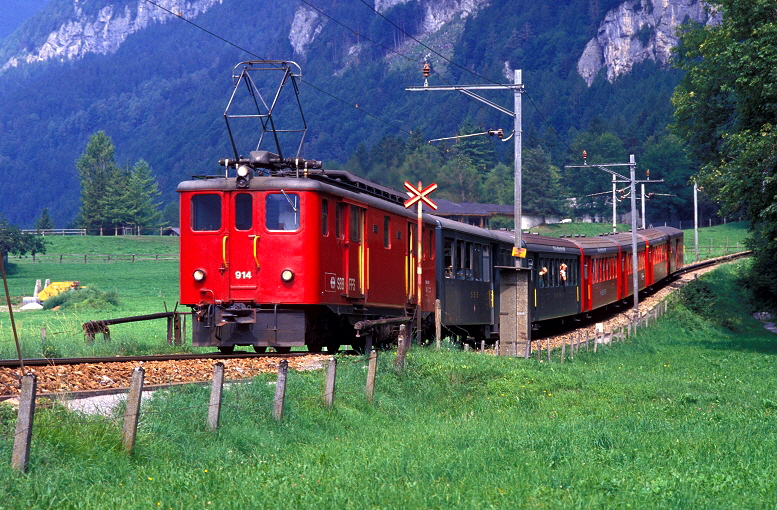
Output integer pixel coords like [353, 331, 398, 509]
[0, 0, 717, 228]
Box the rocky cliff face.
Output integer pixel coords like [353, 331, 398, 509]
[289, 0, 490, 57]
[2, 0, 222, 71]
[577, 0, 719, 86]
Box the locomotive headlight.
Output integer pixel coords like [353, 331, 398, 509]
[193, 269, 206, 282]
[281, 269, 294, 282]
[236, 165, 252, 188]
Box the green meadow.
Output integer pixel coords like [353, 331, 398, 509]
[0, 231, 775, 507]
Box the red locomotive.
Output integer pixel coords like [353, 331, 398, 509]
[177, 60, 684, 353]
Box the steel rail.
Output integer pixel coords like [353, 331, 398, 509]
[0, 351, 314, 369]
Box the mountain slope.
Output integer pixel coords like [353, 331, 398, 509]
[0, 0, 712, 227]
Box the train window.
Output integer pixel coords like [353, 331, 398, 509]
[482, 245, 490, 283]
[538, 258, 547, 288]
[444, 238, 454, 278]
[473, 244, 482, 281]
[384, 216, 391, 248]
[234, 194, 252, 231]
[266, 193, 300, 231]
[456, 240, 466, 279]
[350, 206, 362, 242]
[335, 203, 344, 239]
[428, 230, 434, 259]
[321, 199, 329, 236]
[191, 194, 221, 231]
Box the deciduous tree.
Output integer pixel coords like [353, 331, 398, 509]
[671, 0, 777, 310]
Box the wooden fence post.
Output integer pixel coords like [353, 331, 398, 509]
[561, 336, 566, 363]
[11, 373, 37, 472]
[365, 350, 378, 402]
[546, 338, 551, 362]
[324, 358, 337, 408]
[273, 360, 289, 421]
[395, 325, 407, 374]
[207, 363, 225, 431]
[122, 367, 145, 454]
[435, 299, 441, 350]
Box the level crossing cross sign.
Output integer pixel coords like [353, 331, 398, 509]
[404, 181, 438, 210]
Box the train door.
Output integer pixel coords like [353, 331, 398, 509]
[227, 192, 259, 302]
[345, 204, 365, 299]
[184, 192, 228, 304]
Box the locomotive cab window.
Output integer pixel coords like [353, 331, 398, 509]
[234, 193, 252, 231]
[191, 194, 222, 231]
[266, 193, 300, 231]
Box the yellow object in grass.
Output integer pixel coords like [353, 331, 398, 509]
[38, 281, 80, 301]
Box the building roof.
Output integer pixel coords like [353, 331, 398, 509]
[431, 199, 514, 216]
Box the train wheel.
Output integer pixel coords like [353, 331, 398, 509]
[307, 343, 324, 353]
[274, 347, 291, 354]
[253, 346, 267, 353]
[218, 345, 234, 354]
[326, 344, 341, 354]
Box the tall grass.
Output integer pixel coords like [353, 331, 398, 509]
[1, 260, 775, 507]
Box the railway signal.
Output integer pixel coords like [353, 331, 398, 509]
[404, 181, 437, 341]
[404, 181, 438, 210]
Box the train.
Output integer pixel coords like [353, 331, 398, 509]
[177, 161, 683, 353]
[176, 60, 684, 353]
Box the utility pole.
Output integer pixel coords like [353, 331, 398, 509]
[566, 155, 662, 322]
[407, 69, 530, 357]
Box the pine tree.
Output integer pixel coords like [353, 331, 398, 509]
[34, 207, 54, 231]
[122, 159, 162, 231]
[75, 131, 124, 232]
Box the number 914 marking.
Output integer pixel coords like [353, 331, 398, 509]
[234, 271, 252, 279]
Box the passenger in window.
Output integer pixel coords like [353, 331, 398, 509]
[559, 263, 567, 285]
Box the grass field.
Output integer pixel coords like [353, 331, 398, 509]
[1, 259, 775, 508]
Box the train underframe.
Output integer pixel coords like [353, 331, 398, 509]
[190, 302, 431, 353]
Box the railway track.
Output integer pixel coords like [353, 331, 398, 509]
[0, 352, 333, 399]
[0, 350, 315, 369]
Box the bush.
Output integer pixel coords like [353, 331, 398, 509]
[41, 286, 119, 310]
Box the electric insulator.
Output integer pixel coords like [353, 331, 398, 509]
[582, 150, 588, 161]
[422, 62, 431, 78]
[497, 128, 504, 138]
[646, 169, 651, 179]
